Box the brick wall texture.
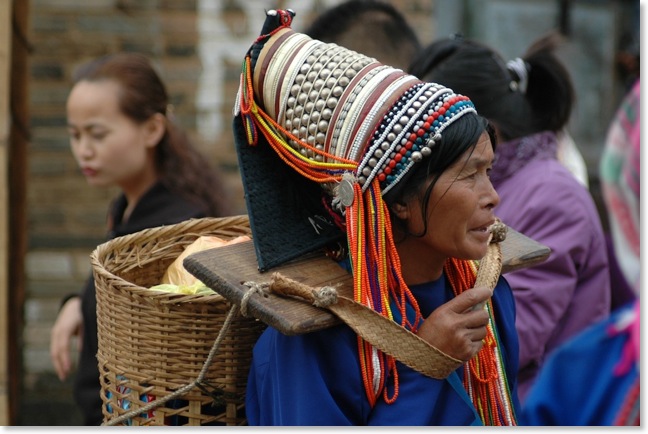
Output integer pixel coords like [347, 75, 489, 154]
[22, 0, 436, 425]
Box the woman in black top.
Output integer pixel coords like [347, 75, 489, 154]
[50, 52, 232, 425]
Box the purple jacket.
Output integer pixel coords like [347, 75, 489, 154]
[491, 131, 611, 403]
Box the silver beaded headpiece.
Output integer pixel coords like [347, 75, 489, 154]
[240, 10, 476, 201]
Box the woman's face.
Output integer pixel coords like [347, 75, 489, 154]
[395, 132, 499, 283]
[66, 79, 158, 192]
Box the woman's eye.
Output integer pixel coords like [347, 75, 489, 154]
[91, 132, 107, 141]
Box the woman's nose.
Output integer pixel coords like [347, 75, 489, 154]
[484, 180, 499, 210]
[74, 136, 94, 159]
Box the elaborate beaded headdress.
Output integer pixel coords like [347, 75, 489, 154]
[234, 9, 478, 406]
[235, 9, 475, 265]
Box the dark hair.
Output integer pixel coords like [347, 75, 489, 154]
[386, 112, 496, 238]
[72, 52, 232, 216]
[304, 0, 421, 70]
[408, 32, 575, 142]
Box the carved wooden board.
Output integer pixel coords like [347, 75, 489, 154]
[184, 228, 550, 335]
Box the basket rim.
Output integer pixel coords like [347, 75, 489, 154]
[91, 215, 251, 304]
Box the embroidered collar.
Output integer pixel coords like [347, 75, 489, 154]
[490, 130, 558, 188]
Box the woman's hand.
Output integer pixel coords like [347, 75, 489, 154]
[50, 296, 83, 381]
[416, 286, 491, 362]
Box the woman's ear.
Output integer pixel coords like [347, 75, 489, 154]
[143, 112, 166, 148]
[390, 201, 410, 220]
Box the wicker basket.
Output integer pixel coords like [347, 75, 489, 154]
[91, 216, 266, 426]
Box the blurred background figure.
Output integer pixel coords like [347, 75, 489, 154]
[598, 78, 640, 308]
[49, 52, 232, 425]
[408, 32, 611, 403]
[303, 0, 421, 71]
[520, 78, 640, 426]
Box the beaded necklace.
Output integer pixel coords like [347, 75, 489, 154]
[444, 258, 517, 426]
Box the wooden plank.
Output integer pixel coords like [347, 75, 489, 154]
[184, 242, 348, 335]
[500, 226, 552, 273]
[184, 227, 550, 336]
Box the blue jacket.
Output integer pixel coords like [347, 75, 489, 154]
[520, 301, 639, 426]
[246, 272, 520, 425]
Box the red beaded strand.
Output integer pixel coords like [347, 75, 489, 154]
[444, 257, 516, 426]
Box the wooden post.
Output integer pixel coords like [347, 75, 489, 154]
[7, 0, 31, 425]
[0, 0, 12, 425]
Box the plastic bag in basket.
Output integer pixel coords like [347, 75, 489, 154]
[149, 235, 250, 294]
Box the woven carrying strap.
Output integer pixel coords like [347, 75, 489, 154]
[269, 221, 507, 379]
